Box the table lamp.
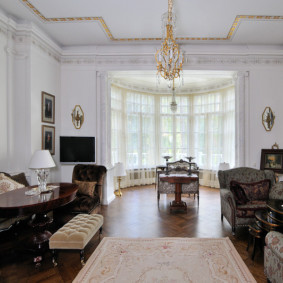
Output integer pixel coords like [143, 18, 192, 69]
[29, 150, 56, 193]
[114, 162, 126, 197]
[218, 162, 230, 171]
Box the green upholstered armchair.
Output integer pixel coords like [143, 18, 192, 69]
[218, 167, 276, 234]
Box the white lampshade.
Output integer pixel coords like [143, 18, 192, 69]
[114, 162, 126, 177]
[218, 162, 230, 171]
[29, 150, 56, 169]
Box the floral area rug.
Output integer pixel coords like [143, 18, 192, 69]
[73, 237, 256, 283]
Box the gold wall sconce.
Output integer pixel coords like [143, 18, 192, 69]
[262, 107, 275, 131]
[71, 105, 84, 129]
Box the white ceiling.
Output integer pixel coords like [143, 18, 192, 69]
[1, 0, 283, 47]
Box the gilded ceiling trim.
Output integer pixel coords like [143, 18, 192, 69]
[21, 1, 283, 42]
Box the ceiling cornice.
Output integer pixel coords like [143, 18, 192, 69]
[110, 79, 235, 95]
[20, 1, 283, 42]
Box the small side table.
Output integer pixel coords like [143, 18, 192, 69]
[247, 222, 263, 260]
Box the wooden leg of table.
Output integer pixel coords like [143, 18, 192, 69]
[170, 183, 187, 211]
[51, 249, 58, 267]
[80, 250, 85, 266]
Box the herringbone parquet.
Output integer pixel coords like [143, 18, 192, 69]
[0, 185, 266, 282]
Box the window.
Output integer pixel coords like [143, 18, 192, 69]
[111, 85, 235, 186]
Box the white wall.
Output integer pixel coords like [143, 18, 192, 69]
[248, 68, 283, 167]
[0, 13, 61, 185]
[0, 22, 8, 169]
[29, 44, 61, 184]
[60, 66, 97, 182]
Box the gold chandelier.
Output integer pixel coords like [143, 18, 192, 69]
[155, 0, 183, 83]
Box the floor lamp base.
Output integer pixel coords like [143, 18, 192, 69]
[114, 190, 122, 197]
[114, 177, 122, 197]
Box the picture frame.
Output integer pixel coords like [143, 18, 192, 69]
[260, 149, 283, 173]
[42, 92, 55, 124]
[42, 125, 55, 155]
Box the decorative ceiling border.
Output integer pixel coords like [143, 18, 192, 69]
[21, 1, 283, 42]
[110, 79, 235, 95]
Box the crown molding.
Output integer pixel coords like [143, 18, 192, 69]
[110, 78, 234, 95]
[61, 53, 283, 67]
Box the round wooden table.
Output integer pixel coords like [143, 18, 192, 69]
[160, 174, 198, 212]
[0, 182, 78, 266]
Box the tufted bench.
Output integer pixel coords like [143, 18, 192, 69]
[49, 214, 104, 266]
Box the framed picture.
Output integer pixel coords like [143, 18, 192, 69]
[42, 92, 55, 124]
[42, 125, 55, 155]
[260, 149, 283, 173]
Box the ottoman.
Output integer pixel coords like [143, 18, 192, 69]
[49, 214, 104, 266]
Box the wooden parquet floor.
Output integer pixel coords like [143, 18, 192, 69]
[0, 185, 266, 283]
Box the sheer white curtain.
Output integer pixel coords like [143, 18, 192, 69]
[111, 87, 156, 187]
[111, 85, 235, 188]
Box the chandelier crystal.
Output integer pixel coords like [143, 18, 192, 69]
[155, 0, 184, 83]
[170, 79, 177, 113]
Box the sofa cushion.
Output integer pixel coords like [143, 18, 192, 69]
[265, 231, 283, 260]
[9, 173, 29, 187]
[230, 181, 249, 204]
[70, 195, 100, 214]
[269, 182, 283, 200]
[74, 180, 97, 197]
[0, 173, 24, 194]
[236, 201, 267, 218]
[230, 179, 270, 203]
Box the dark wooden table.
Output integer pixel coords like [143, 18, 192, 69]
[160, 174, 198, 212]
[0, 182, 78, 265]
[247, 199, 283, 260]
[255, 200, 283, 233]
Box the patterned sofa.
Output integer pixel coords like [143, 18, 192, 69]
[264, 231, 283, 283]
[218, 167, 277, 234]
[0, 172, 30, 234]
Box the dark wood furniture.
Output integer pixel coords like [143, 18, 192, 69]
[160, 174, 198, 212]
[247, 199, 283, 260]
[267, 199, 283, 223]
[0, 182, 78, 266]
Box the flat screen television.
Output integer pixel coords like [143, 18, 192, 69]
[60, 136, 95, 163]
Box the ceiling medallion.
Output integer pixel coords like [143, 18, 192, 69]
[155, 0, 184, 84]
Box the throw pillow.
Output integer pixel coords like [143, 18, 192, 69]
[230, 180, 249, 204]
[230, 179, 271, 203]
[10, 173, 29, 187]
[74, 180, 97, 197]
[0, 173, 25, 194]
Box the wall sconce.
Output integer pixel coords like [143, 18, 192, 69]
[71, 105, 84, 129]
[262, 106, 275, 131]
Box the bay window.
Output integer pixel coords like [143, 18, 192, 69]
[111, 84, 235, 188]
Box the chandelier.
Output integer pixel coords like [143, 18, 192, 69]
[170, 79, 177, 113]
[155, 0, 184, 84]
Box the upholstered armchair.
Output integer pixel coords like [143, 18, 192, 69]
[157, 160, 199, 204]
[70, 164, 107, 214]
[264, 231, 283, 283]
[55, 165, 107, 226]
[218, 167, 276, 234]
